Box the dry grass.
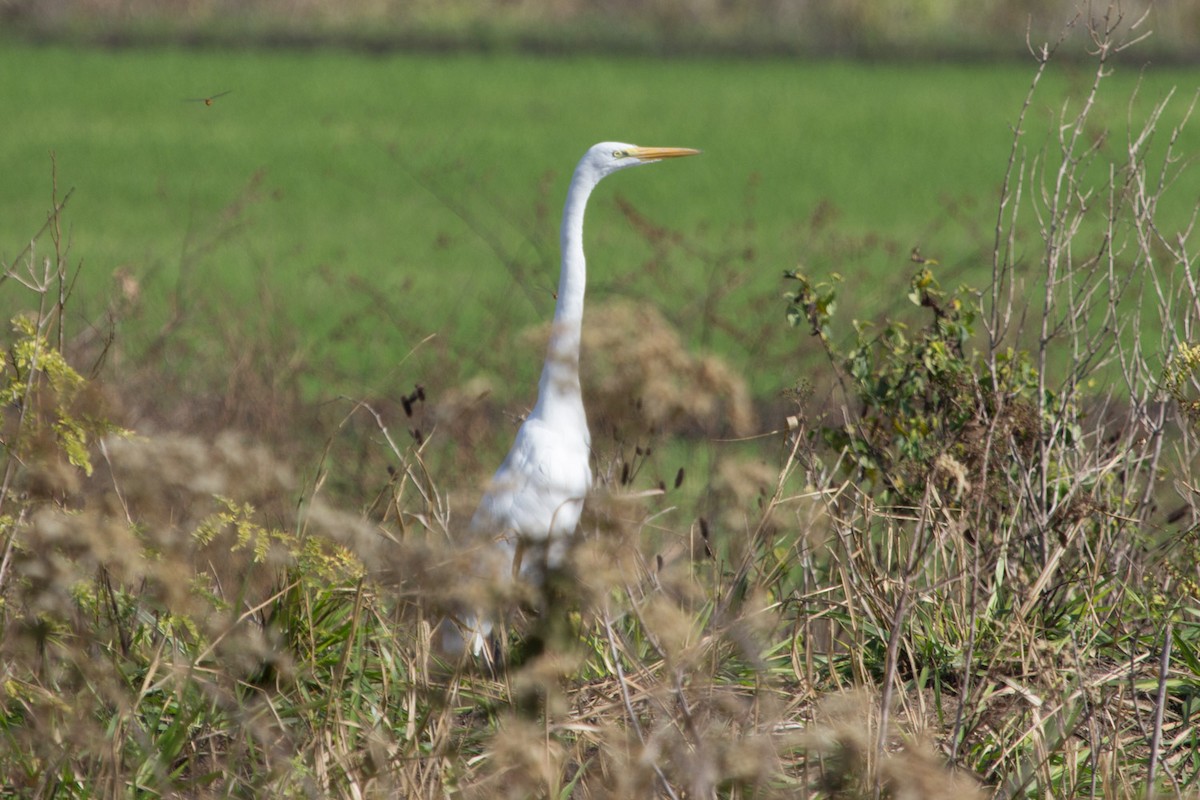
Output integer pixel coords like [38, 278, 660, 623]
[530, 299, 757, 439]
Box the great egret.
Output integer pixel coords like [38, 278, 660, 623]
[442, 142, 700, 657]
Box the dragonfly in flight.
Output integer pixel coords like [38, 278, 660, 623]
[184, 90, 232, 106]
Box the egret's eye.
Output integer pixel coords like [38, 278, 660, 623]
[613, 149, 628, 159]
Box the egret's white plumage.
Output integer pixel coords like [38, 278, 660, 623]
[442, 142, 700, 657]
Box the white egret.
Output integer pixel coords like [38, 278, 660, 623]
[442, 142, 700, 657]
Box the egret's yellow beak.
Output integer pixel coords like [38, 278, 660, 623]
[630, 146, 702, 162]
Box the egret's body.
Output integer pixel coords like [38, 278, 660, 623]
[443, 142, 699, 657]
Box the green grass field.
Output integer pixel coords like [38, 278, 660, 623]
[5, 43, 1198, 406]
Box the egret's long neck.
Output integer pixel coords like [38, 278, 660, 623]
[529, 164, 600, 431]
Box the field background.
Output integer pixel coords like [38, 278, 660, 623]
[4, 43, 1199, 410]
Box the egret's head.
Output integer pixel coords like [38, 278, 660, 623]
[583, 141, 701, 180]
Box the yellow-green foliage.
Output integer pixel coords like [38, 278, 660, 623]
[1164, 342, 1200, 429]
[194, 495, 365, 584]
[1, 316, 100, 475]
[193, 495, 293, 565]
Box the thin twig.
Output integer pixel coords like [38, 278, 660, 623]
[1146, 620, 1173, 796]
[602, 611, 681, 800]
